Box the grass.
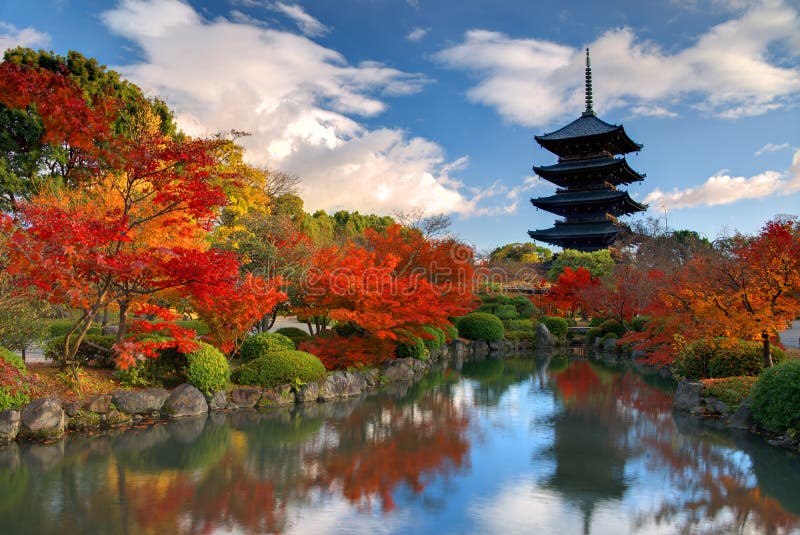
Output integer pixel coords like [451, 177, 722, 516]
[26, 363, 126, 402]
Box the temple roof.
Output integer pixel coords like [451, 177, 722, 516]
[529, 220, 622, 240]
[534, 115, 642, 156]
[533, 156, 644, 185]
[532, 189, 647, 214]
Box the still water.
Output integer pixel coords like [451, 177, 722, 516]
[1, 356, 799, 535]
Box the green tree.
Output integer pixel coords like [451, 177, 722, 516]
[489, 242, 552, 264]
[547, 249, 614, 281]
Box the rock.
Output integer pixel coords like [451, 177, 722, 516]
[704, 396, 729, 415]
[295, 382, 320, 403]
[84, 394, 112, 414]
[471, 340, 489, 358]
[104, 410, 132, 428]
[20, 398, 66, 440]
[673, 381, 704, 412]
[208, 391, 227, 410]
[381, 359, 416, 382]
[101, 325, 120, 336]
[0, 410, 20, 444]
[488, 340, 505, 352]
[259, 385, 295, 407]
[728, 404, 754, 429]
[360, 369, 381, 389]
[62, 401, 81, 418]
[449, 339, 469, 359]
[602, 337, 619, 352]
[112, 388, 170, 416]
[319, 371, 366, 401]
[69, 411, 102, 431]
[228, 387, 262, 408]
[535, 323, 556, 347]
[163, 384, 208, 418]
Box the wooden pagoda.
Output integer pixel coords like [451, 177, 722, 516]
[529, 49, 646, 251]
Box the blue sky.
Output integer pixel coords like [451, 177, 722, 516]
[1, 0, 798, 252]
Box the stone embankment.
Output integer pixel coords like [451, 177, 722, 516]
[0, 337, 511, 445]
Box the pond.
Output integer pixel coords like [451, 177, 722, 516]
[1, 355, 799, 534]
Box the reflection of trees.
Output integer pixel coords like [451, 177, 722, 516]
[546, 360, 800, 535]
[461, 358, 536, 406]
[0, 373, 471, 533]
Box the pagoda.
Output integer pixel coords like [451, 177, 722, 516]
[529, 49, 646, 251]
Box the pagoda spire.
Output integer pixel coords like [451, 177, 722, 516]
[583, 48, 595, 116]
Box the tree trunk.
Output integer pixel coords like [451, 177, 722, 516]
[116, 300, 129, 346]
[762, 330, 773, 368]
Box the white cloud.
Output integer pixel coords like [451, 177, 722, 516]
[0, 21, 51, 53]
[644, 149, 800, 209]
[435, 0, 800, 126]
[406, 27, 429, 42]
[630, 105, 678, 118]
[754, 142, 791, 156]
[101, 0, 507, 217]
[267, 2, 329, 37]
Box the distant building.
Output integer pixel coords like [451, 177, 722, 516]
[529, 49, 647, 252]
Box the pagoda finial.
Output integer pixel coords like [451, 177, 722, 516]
[584, 47, 595, 116]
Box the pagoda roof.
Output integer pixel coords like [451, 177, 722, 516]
[533, 156, 644, 185]
[535, 113, 642, 156]
[529, 220, 621, 240]
[531, 189, 647, 213]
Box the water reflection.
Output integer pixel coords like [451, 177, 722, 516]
[0, 358, 797, 534]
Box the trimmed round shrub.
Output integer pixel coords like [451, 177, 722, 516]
[458, 312, 505, 341]
[541, 316, 569, 340]
[599, 319, 625, 337]
[239, 332, 295, 363]
[751, 360, 800, 433]
[504, 318, 534, 331]
[674, 338, 785, 380]
[232, 350, 327, 388]
[444, 323, 459, 341]
[586, 327, 602, 344]
[44, 334, 117, 367]
[493, 304, 519, 321]
[275, 327, 311, 346]
[395, 335, 428, 360]
[186, 342, 230, 395]
[421, 326, 445, 352]
[0, 347, 29, 410]
[509, 296, 537, 318]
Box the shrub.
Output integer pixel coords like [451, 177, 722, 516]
[674, 338, 785, 380]
[586, 327, 602, 344]
[443, 323, 459, 341]
[185, 342, 230, 395]
[275, 327, 311, 346]
[751, 360, 800, 433]
[44, 334, 117, 367]
[457, 313, 505, 341]
[174, 319, 210, 336]
[395, 335, 428, 360]
[701, 376, 757, 409]
[504, 318, 534, 331]
[231, 350, 326, 388]
[541, 316, 569, 340]
[599, 319, 625, 337]
[601, 332, 618, 342]
[0, 347, 29, 410]
[505, 330, 536, 341]
[509, 296, 537, 318]
[589, 317, 606, 327]
[629, 316, 649, 333]
[493, 304, 519, 320]
[239, 332, 295, 363]
[43, 319, 102, 338]
[420, 326, 445, 352]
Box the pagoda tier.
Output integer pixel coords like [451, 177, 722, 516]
[533, 156, 644, 188]
[528, 49, 647, 252]
[534, 113, 642, 158]
[531, 190, 646, 218]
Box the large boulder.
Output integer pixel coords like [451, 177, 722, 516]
[228, 387, 262, 408]
[295, 382, 320, 403]
[208, 390, 227, 411]
[162, 384, 208, 418]
[449, 339, 470, 359]
[728, 400, 755, 430]
[0, 410, 20, 444]
[673, 381, 704, 412]
[318, 371, 366, 401]
[111, 388, 170, 416]
[19, 398, 66, 440]
[535, 323, 556, 347]
[84, 394, 112, 414]
[381, 358, 416, 383]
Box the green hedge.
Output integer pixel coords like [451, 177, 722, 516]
[505, 330, 536, 341]
[421, 326, 445, 352]
[444, 323, 459, 341]
[598, 319, 625, 337]
[43, 334, 117, 367]
[541, 316, 568, 340]
[275, 327, 311, 346]
[752, 360, 800, 433]
[186, 342, 230, 395]
[702, 376, 757, 409]
[504, 318, 534, 331]
[674, 338, 785, 380]
[239, 333, 295, 363]
[457, 313, 505, 341]
[232, 350, 327, 388]
[42, 319, 102, 338]
[395, 335, 428, 360]
[0, 347, 29, 410]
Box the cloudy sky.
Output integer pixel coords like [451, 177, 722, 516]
[1, 0, 798, 251]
